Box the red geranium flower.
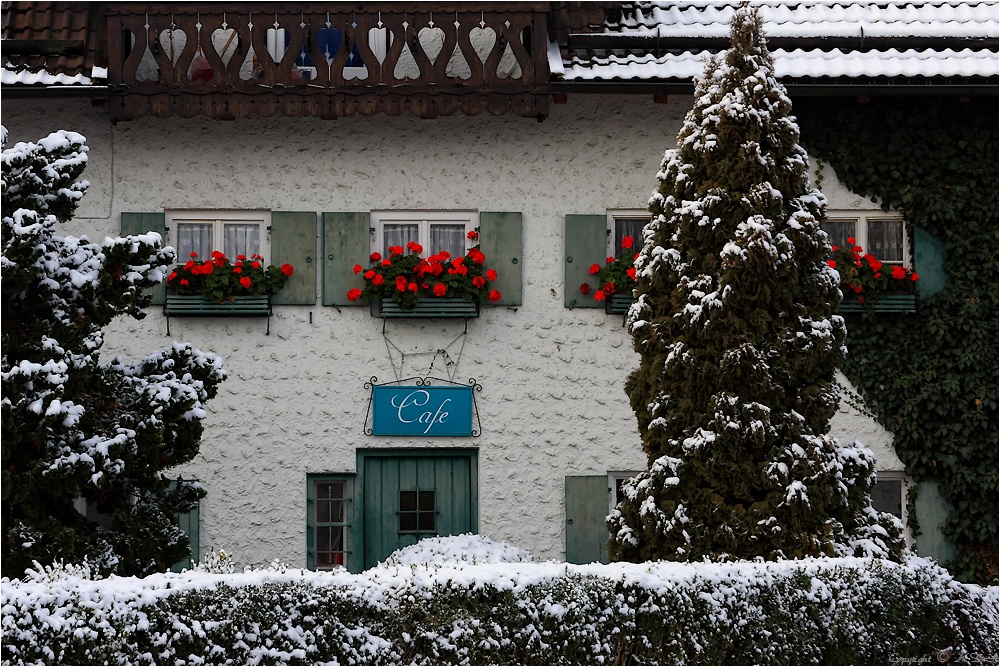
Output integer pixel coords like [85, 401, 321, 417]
[467, 230, 479, 240]
[407, 241, 423, 254]
[370, 252, 382, 262]
[594, 290, 606, 301]
[627, 267, 637, 280]
[365, 270, 376, 280]
[281, 263, 294, 277]
[354, 264, 364, 274]
[168, 271, 177, 281]
[239, 276, 252, 289]
[433, 283, 447, 297]
[827, 259, 837, 269]
[347, 288, 363, 301]
[396, 276, 408, 291]
[892, 266, 907, 280]
[472, 275, 486, 288]
[621, 236, 634, 249]
[589, 263, 601, 275]
[580, 283, 591, 295]
[847, 236, 856, 245]
[180, 278, 189, 285]
[606, 256, 615, 264]
[372, 274, 384, 286]
[190, 251, 198, 258]
[486, 269, 497, 281]
[233, 266, 242, 274]
[488, 289, 501, 302]
[910, 272, 919, 281]
[252, 261, 261, 269]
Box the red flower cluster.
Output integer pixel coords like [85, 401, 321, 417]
[167, 251, 293, 302]
[582, 236, 640, 302]
[828, 236, 918, 303]
[347, 241, 500, 309]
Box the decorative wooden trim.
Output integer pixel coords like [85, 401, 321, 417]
[106, 5, 551, 120]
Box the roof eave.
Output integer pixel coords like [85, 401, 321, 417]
[1, 84, 111, 98]
[551, 79, 1000, 97]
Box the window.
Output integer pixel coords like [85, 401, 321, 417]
[607, 211, 649, 259]
[871, 471, 908, 521]
[399, 489, 436, 534]
[166, 210, 271, 262]
[371, 211, 477, 260]
[822, 211, 908, 267]
[307, 476, 353, 570]
[607, 471, 644, 515]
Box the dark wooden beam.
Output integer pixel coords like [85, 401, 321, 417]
[2, 39, 86, 56]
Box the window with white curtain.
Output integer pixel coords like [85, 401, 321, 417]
[606, 210, 650, 258]
[822, 211, 908, 267]
[371, 211, 477, 259]
[165, 210, 271, 262]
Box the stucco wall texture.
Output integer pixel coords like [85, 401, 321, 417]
[4, 96, 904, 566]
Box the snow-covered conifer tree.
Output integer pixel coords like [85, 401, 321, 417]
[1, 126, 226, 576]
[608, 8, 905, 563]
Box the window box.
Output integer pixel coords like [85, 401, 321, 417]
[839, 293, 916, 314]
[372, 297, 479, 319]
[604, 293, 634, 316]
[164, 295, 272, 334]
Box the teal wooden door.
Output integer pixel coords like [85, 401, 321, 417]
[362, 453, 475, 568]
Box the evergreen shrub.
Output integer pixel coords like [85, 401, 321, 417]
[2, 557, 996, 665]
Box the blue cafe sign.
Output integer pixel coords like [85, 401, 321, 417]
[371, 385, 475, 437]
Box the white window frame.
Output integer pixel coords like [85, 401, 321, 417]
[606, 210, 650, 258]
[607, 471, 644, 516]
[165, 209, 272, 263]
[370, 210, 478, 256]
[823, 210, 910, 267]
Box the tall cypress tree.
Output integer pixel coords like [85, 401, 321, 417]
[1, 127, 226, 576]
[608, 8, 904, 563]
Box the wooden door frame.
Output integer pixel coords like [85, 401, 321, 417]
[352, 448, 479, 572]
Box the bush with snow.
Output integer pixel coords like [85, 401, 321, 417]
[2, 556, 996, 665]
[373, 533, 533, 568]
[1, 127, 226, 577]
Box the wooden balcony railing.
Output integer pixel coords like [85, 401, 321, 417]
[105, 3, 550, 120]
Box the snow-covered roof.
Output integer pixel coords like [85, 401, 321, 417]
[555, 1, 1000, 87]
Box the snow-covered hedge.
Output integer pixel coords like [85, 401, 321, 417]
[2, 553, 997, 665]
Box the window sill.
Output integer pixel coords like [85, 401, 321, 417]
[373, 298, 480, 319]
[839, 293, 916, 313]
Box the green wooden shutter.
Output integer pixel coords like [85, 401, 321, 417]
[564, 214, 607, 309]
[121, 212, 167, 305]
[271, 211, 317, 305]
[912, 226, 947, 298]
[322, 212, 371, 306]
[479, 211, 523, 307]
[565, 475, 610, 564]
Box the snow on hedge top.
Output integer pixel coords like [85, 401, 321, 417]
[373, 534, 534, 568]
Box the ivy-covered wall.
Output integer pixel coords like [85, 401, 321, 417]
[796, 96, 999, 585]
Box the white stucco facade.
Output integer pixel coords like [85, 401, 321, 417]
[3, 95, 905, 566]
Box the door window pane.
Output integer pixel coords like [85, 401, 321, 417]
[871, 479, 903, 519]
[177, 223, 213, 259]
[867, 219, 904, 264]
[399, 489, 435, 534]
